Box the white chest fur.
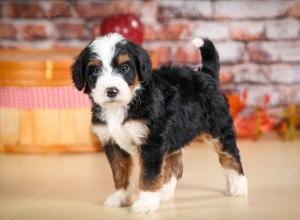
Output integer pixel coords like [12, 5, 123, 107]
[92, 107, 149, 155]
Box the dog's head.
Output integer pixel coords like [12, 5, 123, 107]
[72, 33, 152, 108]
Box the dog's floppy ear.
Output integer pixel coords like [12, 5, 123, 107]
[128, 42, 152, 84]
[72, 47, 90, 91]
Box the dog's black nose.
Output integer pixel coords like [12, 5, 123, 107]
[106, 87, 119, 98]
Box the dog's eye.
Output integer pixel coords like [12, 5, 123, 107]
[88, 65, 99, 74]
[120, 64, 130, 73]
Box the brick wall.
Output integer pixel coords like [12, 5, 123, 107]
[0, 0, 300, 108]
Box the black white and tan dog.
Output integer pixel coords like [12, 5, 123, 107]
[72, 33, 248, 214]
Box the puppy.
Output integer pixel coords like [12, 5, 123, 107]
[72, 33, 248, 214]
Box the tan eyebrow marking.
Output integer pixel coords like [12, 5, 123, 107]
[117, 54, 130, 65]
[87, 57, 102, 67]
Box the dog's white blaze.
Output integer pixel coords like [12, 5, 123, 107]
[223, 168, 248, 196]
[89, 33, 132, 107]
[131, 191, 160, 214]
[92, 72, 132, 107]
[160, 175, 177, 202]
[96, 107, 148, 155]
[90, 33, 125, 66]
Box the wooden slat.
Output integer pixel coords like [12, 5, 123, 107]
[57, 110, 77, 145]
[0, 49, 158, 87]
[19, 110, 34, 146]
[0, 108, 101, 154]
[74, 109, 99, 145]
[3, 144, 100, 154]
[32, 110, 59, 146]
[0, 108, 19, 145]
[0, 79, 73, 87]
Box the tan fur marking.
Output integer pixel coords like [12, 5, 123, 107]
[139, 154, 163, 191]
[117, 54, 130, 64]
[109, 145, 133, 189]
[139, 172, 163, 192]
[139, 150, 183, 191]
[129, 73, 141, 91]
[116, 53, 141, 91]
[200, 133, 242, 174]
[87, 57, 102, 67]
[163, 150, 183, 183]
[219, 152, 242, 174]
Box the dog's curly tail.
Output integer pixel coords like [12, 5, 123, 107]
[191, 38, 220, 80]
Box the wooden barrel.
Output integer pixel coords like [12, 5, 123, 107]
[0, 48, 100, 154]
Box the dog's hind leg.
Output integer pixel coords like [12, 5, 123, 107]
[204, 129, 248, 196]
[218, 133, 248, 196]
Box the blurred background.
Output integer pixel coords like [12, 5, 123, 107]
[0, 0, 300, 153]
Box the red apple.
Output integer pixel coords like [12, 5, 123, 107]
[100, 14, 144, 45]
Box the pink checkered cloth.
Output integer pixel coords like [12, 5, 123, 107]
[0, 87, 91, 109]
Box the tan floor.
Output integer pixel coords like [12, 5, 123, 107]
[1, 137, 300, 220]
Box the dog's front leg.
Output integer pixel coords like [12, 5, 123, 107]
[131, 145, 164, 214]
[103, 143, 134, 207]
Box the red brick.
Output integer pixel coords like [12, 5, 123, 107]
[55, 22, 89, 40]
[20, 24, 49, 40]
[45, 1, 72, 18]
[139, 0, 158, 24]
[248, 41, 300, 63]
[219, 66, 234, 84]
[0, 42, 18, 50]
[75, 1, 141, 19]
[144, 43, 172, 65]
[156, 46, 173, 65]
[3, 2, 46, 18]
[158, 0, 212, 21]
[0, 40, 53, 50]
[229, 64, 269, 83]
[269, 64, 300, 84]
[53, 40, 90, 49]
[19, 41, 53, 49]
[230, 21, 265, 41]
[216, 42, 245, 64]
[91, 21, 102, 38]
[235, 84, 284, 107]
[214, 0, 284, 19]
[144, 24, 159, 41]
[296, 89, 300, 104]
[159, 23, 190, 40]
[237, 84, 300, 107]
[0, 23, 16, 39]
[175, 44, 201, 64]
[286, 1, 300, 17]
[266, 19, 299, 40]
[0, 3, 2, 18]
[191, 22, 229, 41]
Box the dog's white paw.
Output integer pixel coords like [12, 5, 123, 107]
[160, 176, 177, 202]
[131, 191, 160, 214]
[104, 189, 131, 207]
[224, 169, 248, 196]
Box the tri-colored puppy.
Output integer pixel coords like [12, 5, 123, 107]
[72, 33, 248, 214]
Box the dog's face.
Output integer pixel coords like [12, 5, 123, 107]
[72, 33, 152, 108]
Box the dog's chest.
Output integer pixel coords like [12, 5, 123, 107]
[92, 108, 148, 155]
